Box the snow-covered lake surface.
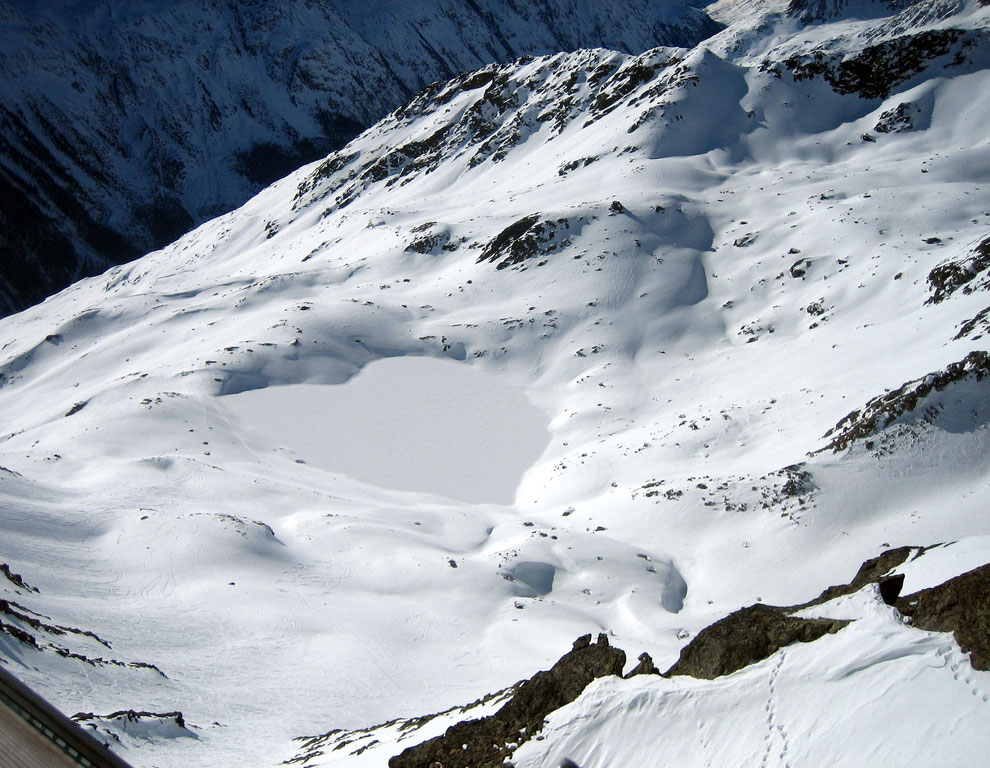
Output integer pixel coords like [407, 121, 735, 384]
[222, 356, 550, 504]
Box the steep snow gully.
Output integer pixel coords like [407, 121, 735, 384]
[1, 1, 990, 766]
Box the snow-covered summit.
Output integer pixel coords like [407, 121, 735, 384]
[1, 1, 989, 766]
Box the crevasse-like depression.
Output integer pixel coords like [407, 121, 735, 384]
[222, 356, 551, 504]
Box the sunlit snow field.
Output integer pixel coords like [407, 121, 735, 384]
[0, 1, 989, 767]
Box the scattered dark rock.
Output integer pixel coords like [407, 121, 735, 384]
[954, 304, 990, 340]
[477, 215, 573, 270]
[296, 152, 360, 199]
[779, 464, 813, 497]
[1, 592, 170, 677]
[557, 156, 599, 176]
[790, 257, 812, 278]
[406, 230, 452, 254]
[478, 214, 539, 262]
[65, 400, 89, 417]
[388, 634, 624, 768]
[806, 300, 827, 317]
[1, 597, 65, 639]
[73, 709, 188, 730]
[589, 60, 666, 116]
[733, 232, 758, 247]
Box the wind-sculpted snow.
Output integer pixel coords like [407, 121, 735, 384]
[0, 1, 989, 766]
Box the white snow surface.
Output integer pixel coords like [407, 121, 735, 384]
[1, 2, 989, 766]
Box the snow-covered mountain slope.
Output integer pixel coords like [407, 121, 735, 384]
[1, 1, 989, 766]
[0, 0, 721, 318]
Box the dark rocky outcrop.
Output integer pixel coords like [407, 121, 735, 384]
[810, 546, 915, 604]
[296, 548, 988, 766]
[897, 563, 990, 671]
[477, 215, 574, 270]
[874, 101, 918, 133]
[817, 350, 990, 453]
[664, 547, 919, 679]
[954, 304, 990, 341]
[769, 28, 977, 100]
[0, 563, 37, 593]
[665, 545, 990, 680]
[73, 710, 188, 730]
[0, 594, 167, 678]
[624, 651, 660, 678]
[387, 633, 624, 768]
[665, 604, 849, 679]
[927, 235, 990, 304]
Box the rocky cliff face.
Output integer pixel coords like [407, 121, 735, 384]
[0, 0, 721, 316]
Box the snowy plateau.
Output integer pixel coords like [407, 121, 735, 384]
[1, 0, 990, 767]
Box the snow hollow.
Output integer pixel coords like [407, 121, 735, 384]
[221, 356, 551, 504]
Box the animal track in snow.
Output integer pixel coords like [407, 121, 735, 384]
[760, 652, 792, 768]
[940, 644, 990, 703]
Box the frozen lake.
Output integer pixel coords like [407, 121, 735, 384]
[222, 356, 551, 504]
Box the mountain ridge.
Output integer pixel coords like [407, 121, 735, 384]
[0, 0, 721, 317]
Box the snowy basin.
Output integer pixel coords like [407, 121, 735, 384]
[222, 356, 550, 504]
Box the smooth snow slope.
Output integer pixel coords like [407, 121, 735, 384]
[1, 1, 989, 766]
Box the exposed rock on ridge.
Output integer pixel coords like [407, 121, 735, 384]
[0, 0, 722, 317]
[818, 350, 990, 453]
[387, 634, 625, 768]
[662, 547, 920, 679]
[896, 563, 990, 671]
